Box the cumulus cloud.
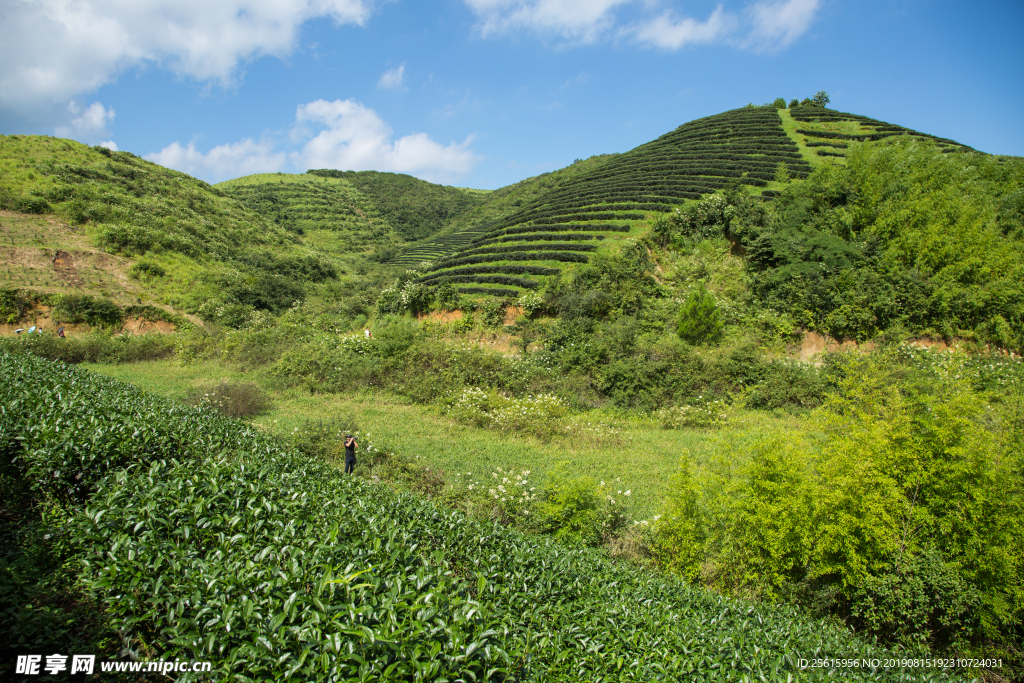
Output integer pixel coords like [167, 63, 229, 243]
[293, 99, 481, 180]
[0, 0, 372, 116]
[146, 138, 287, 182]
[463, 0, 819, 50]
[98, 140, 119, 151]
[377, 64, 406, 90]
[146, 99, 480, 183]
[54, 101, 116, 140]
[629, 6, 736, 50]
[744, 0, 820, 51]
[463, 0, 634, 42]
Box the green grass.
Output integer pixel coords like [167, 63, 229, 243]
[83, 357, 805, 519]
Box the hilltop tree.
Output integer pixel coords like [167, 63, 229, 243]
[811, 90, 830, 107]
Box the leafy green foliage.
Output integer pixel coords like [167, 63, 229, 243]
[187, 380, 272, 418]
[1, 352, 961, 681]
[695, 139, 1024, 349]
[0, 331, 175, 364]
[0, 287, 31, 324]
[50, 293, 124, 326]
[652, 348, 1024, 657]
[480, 298, 507, 328]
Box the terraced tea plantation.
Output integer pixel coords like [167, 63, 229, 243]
[216, 173, 401, 252]
[788, 105, 975, 160]
[387, 221, 499, 268]
[1, 351, 966, 681]
[403, 107, 815, 296]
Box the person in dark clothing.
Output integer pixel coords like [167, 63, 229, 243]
[344, 435, 357, 474]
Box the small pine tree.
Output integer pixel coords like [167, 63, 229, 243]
[788, 98, 799, 108]
[772, 97, 787, 108]
[811, 90, 830, 107]
[677, 284, 723, 345]
[774, 161, 791, 184]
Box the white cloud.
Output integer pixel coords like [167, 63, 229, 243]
[54, 101, 116, 140]
[0, 0, 372, 116]
[146, 99, 480, 183]
[377, 64, 406, 90]
[463, 0, 819, 50]
[463, 0, 634, 42]
[293, 99, 481, 180]
[98, 140, 119, 151]
[744, 0, 820, 51]
[146, 138, 287, 182]
[629, 6, 736, 50]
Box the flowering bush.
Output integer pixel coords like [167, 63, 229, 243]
[516, 291, 545, 315]
[455, 467, 537, 524]
[443, 388, 568, 439]
[656, 397, 730, 429]
[533, 473, 633, 547]
[376, 270, 432, 314]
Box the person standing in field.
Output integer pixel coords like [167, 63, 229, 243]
[344, 434, 358, 474]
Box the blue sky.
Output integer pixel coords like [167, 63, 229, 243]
[2, 0, 1022, 189]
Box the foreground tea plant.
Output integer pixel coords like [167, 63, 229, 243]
[1, 352, 969, 681]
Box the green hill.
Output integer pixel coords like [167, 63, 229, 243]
[0, 136, 347, 325]
[409, 105, 980, 298]
[305, 169, 490, 242]
[215, 172, 401, 250]
[216, 170, 491, 261]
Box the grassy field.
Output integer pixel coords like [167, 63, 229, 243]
[83, 358, 806, 519]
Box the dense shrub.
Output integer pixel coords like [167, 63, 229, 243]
[228, 274, 305, 314]
[0, 288, 31, 324]
[677, 284, 724, 345]
[50, 293, 124, 327]
[0, 330, 175, 364]
[127, 259, 166, 279]
[651, 349, 1024, 658]
[187, 380, 272, 418]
